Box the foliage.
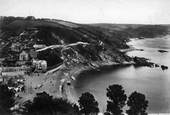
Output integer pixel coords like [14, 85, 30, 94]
[106, 84, 127, 115]
[25, 16, 35, 20]
[78, 92, 99, 115]
[126, 91, 149, 115]
[0, 84, 15, 113]
[37, 49, 63, 67]
[23, 91, 79, 115]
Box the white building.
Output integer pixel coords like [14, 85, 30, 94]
[31, 59, 47, 71]
[19, 50, 29, 61]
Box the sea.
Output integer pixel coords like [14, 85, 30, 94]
[75, 35, 170, 114]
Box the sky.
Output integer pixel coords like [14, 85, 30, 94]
[0, 0, 170, 24]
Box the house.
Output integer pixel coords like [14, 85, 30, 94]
[36, 60, 47, 71]
[11, 43, 21, 52]
[19, 50, 29, 61]
[31, 59, 47, 71]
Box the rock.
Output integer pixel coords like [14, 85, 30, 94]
[139, 37, 144, 39]
[158, 50, 169, 53]
[161, 65, 168, 70]
[155, 64, 159, 67]
[137, 49, 144, 51]
[133, 56, 154, 67]
[67, 81, 71, 86]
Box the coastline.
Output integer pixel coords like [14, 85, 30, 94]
[63, 60, 136, 103]
[16, 36, 168, 113]
[64, 37, 166, 104]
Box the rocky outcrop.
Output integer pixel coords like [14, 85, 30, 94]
[161, 65, 168, 70]
[133, 56, 154, 67]
[158, 50, 169, 53]
[155, 64, 159, 67]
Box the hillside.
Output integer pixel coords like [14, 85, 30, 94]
[0, 17, 133, 66]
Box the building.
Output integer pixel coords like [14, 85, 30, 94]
[31, 59, 47, 71]
[19, 50, 29, 61]
[0, 66, 30, 76]
[36, 60, 47, 71]
[11, 43, 21, 52]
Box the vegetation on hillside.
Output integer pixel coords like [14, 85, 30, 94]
[92, 24, 170, 39]
[0, 84, 15, 114]
[126, 25, 169, 38]
[22, 91, 79, 115]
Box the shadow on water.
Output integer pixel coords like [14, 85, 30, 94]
[75, 64, 132, 89]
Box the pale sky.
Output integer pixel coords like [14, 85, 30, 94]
[0, 0, 170, 24]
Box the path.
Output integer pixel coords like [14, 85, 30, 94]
[36, 41, 89, 52]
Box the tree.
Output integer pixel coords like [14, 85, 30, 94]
[126, 91, 149, 115]
[25, 16, 35, 20]
[0, 84, 15, 113]
[78, 92, 99, 115]
[23, 91, 79, 115]
[106, 84, 127, 115]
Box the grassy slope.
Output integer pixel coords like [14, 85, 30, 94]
[0, 20, 130, 45]
[2, 20, 64, 35]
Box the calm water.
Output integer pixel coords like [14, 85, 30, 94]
[75, 36, 170, 114]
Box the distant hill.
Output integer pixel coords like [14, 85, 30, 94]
[91, 23, 170, 38]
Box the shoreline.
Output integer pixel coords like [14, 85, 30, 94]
[63, 61, 136, 103]
[64, 37, 164, 104]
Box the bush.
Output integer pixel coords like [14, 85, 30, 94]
[0, 84, 15, 114]
[78, 92, 99, 115]
[23, 91, 80, 115]
[126, 91, 149, 115]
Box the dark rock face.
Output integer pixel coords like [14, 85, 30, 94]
[133, 56, 154, 67]
[158, 50, 169, 53]
[155, 64, 159, 67]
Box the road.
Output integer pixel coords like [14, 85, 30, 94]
[45, 64, 63, 75]
[36, 41, 89, 52]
